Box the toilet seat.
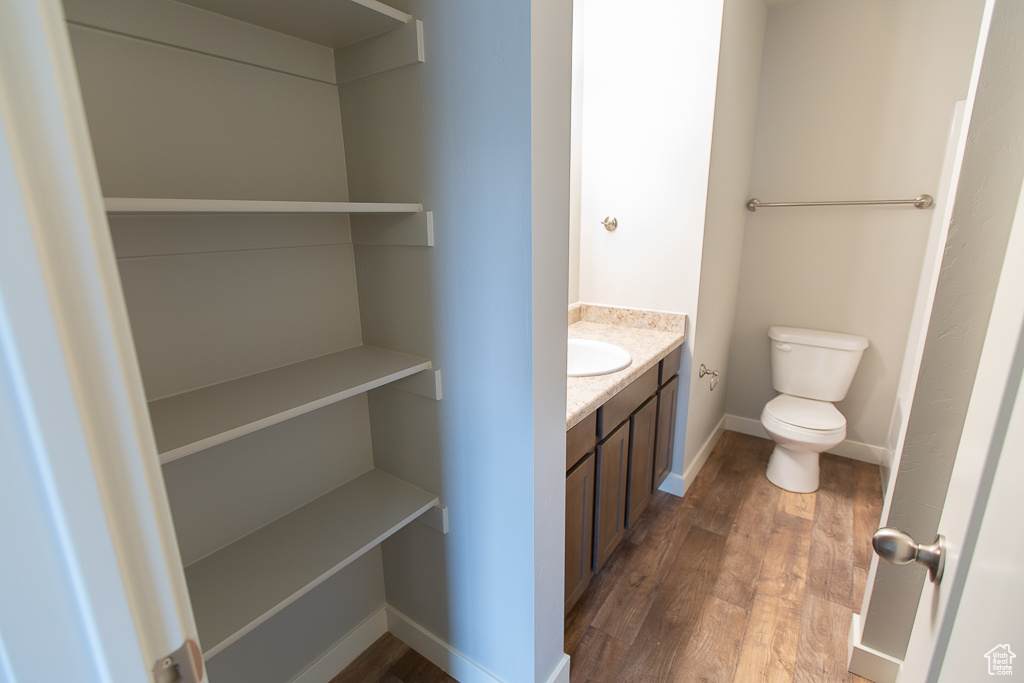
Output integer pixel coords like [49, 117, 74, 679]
[763, 394, 845, 433]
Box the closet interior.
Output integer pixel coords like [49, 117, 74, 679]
[60, 0, 446, 679]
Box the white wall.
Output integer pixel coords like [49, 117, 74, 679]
[0, 0, 226, 675]
[576, 0, 722, 320]
[681, 0, 767, 481]
[573, 0, 725, 484]
[725, 0, 984, 452]
[0, 2, 177, 674]
[532, 0, 573, 679]
[567, 0, 584, 307]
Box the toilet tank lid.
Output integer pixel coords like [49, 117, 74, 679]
[768, 326, 869, 351]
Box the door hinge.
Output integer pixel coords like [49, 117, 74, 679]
[153, 639, 203, 683]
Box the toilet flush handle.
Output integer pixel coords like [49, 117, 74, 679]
[775, 342, 793, 352]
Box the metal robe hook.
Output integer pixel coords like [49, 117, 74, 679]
[699, 364, 720, 391]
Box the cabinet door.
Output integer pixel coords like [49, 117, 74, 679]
[626, 395, 657, 528]
[594, 421, 629, 572]
[653, 374, 680, 489]
[564, 452, 595, 614]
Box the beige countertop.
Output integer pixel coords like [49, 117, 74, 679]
[566, 305, 686, 430]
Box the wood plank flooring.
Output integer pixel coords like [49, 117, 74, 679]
[566, 431, 882, 683]
[333, 431, 883, 683]
[330, 632, 456, 683]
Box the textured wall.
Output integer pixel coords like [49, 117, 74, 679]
[859, 0, 1024, 658]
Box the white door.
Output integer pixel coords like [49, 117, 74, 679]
[0, 0, 201, 681]
[896, 156, 1024, 681]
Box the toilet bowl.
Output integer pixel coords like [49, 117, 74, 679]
[761, 394, 846, 493]
[760, 326, 869, 493]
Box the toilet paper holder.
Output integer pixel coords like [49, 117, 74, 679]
[699, 364, 720, 391]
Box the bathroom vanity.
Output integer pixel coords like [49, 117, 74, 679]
[564, 306, 685, 613]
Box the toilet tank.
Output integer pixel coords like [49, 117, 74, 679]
[769, 326, 869, 402]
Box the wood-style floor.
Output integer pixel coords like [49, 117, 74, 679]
[334, 431, 883, 683]
[565, 431, 881, 682]
[331, 632, 456, 683]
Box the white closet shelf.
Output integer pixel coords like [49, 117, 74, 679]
[186, 468, 439, 658]
[150, 346, 432, 463]
[105, 198, 423, 214]
[173, 0, 410, 49]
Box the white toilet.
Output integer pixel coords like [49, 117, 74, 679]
[760, 326, 869, 493]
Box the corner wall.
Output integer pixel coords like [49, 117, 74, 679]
[681, 0, 767, 485]
[531, 0, 574, 678]
[725, 0, 984, 451]
[341, 1, 569, 681]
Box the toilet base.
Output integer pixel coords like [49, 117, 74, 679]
[766, 443, 820, 493]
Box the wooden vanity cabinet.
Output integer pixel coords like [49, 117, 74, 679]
[564, 346, 682, 610]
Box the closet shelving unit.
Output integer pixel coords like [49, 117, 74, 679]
[150, 345, 433, 463]
[143, 309, 441, 659]
[82, 0, 443, 663]
[173, 0, 414, 49]
[104, 198, 425, 214]
[188, 467, 438, 657]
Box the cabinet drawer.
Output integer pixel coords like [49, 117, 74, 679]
[566, 410, 598, 472]
[659, 345, 682, 386]
[599, 365, 658, 438]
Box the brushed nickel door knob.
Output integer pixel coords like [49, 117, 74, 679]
[872, 527, 946, 583]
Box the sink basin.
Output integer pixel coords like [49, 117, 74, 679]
[567, 339, 632, 377]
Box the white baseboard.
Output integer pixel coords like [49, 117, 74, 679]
[658, 414, 727, 499]
[724, 414, 886, 465]
[546, 654, 571, 683]
[658, 471, 687, 497]
[291, 604, 568, 683]
[385, 606, 502, 683]
[290, 606, 388, 683]
[847, 612, 902, 682]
